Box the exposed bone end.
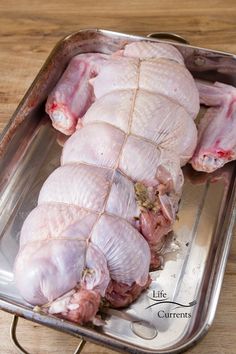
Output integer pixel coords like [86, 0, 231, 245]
[48, 288, 101, 325]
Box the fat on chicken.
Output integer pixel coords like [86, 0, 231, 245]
[14, 41, 200, 324]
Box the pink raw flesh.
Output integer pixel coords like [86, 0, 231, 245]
[46, 53, 108, 135]
[60, 289, 101, 325]
[105, 276, 151, 308]
[47, 288, 101, 325]
[191, 80, 236, 172]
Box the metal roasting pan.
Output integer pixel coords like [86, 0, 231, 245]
[0, 29, 235, 354]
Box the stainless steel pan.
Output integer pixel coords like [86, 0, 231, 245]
[0, 29, 235, 354]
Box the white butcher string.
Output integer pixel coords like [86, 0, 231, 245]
[81, 60, 142, 244]
[42, 200, 137, 233]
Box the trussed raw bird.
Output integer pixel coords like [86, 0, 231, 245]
[14, 41, 200, 324]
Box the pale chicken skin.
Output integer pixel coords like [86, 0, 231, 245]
[14, 41, 200, 324]
[191, 80, 236, 172]
[46, 53, 108, 135]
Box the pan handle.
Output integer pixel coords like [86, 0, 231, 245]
[147, 32, 190, 45]
[10, 315, 86, 354]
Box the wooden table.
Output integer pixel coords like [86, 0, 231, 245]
[0, 1, 235, 353]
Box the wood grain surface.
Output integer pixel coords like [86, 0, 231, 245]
[0, 1, 235, 353]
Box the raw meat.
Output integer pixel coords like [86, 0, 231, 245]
[14, 41, 200, 325]
[46, 53, 108, 135]
[191, 80, 236, 172]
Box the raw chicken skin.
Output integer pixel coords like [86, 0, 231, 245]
[191, 80, 236, 172]
[80, 91, 197, 166]
[123, 41, 185, 64]
[15, 41, 200, 324]
[46, 53, 108, 135]
[92, 57, 199, 117]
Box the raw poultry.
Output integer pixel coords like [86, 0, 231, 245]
[14, 41, 200, 324]
[191, 80, 236, 172]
